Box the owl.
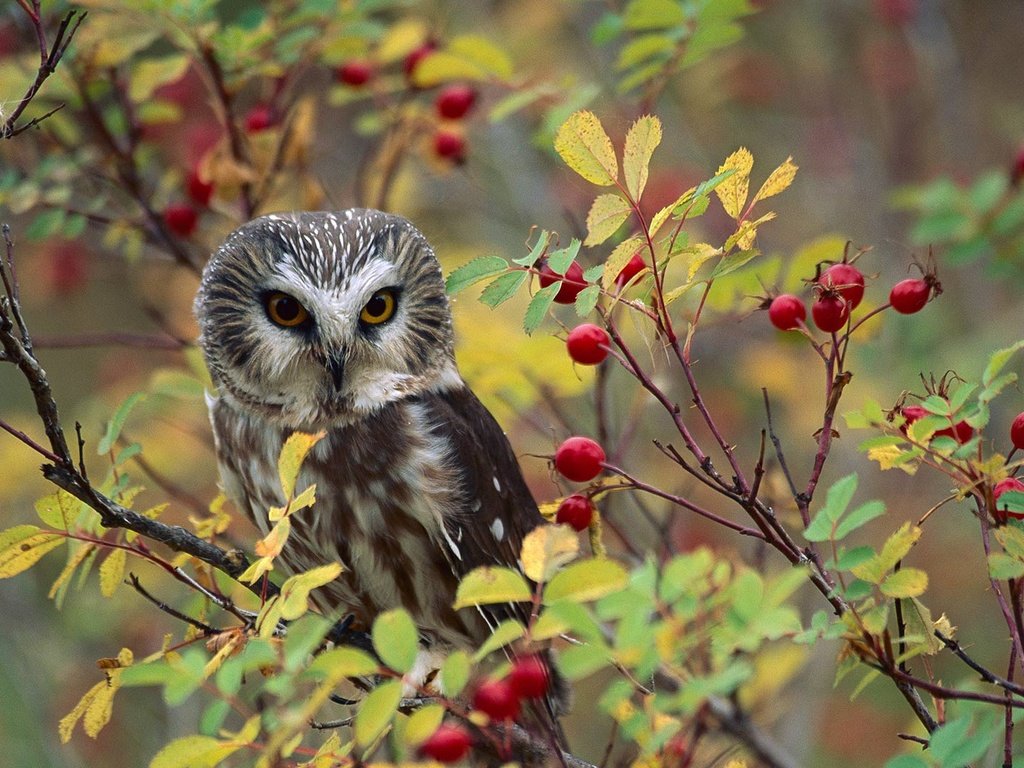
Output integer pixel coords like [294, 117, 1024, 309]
[195, 210, 563, 740]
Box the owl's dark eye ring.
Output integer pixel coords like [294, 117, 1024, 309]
[359, 289, 397, 325]
[265, 292, 310, 328]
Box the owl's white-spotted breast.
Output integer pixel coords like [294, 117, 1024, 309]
[195, 210, 563, 736]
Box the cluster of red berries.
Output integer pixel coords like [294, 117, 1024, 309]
[546, 436, 606, 531]
[767, 261, 939, 333]
[418, 655, 551, 763]
[335, 41, 477, 164]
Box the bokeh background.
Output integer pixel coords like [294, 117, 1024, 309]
[1, 0, 1024, 765]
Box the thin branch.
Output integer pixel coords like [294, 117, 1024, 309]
[128, 573, 223, 635]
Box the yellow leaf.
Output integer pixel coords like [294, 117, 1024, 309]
[278, 563, 343, 621]
[735, 211, 777, 250]
[254, 517, 291, 560]
[129, 54, 190, 103]
[288, 484, 317, 514]
[59, 680, 102, 743]
[278, 431, 326, 500]
[544, 559, 628, 603]
[403, 703, 445, 747]
[752, 156, 798, 205]
[880, 568, 929, 598]
[375, 18, 428, 63]
[623, 115, 662, 200]
[520, 525, 579, 583]
[99, 548, 127, 597]
[149, 735, 241, 768]
[686, 243, 722, 281]
[714, 147, 754, 219]
[601, 236, 646, 289]
[240, 557, 274, 585]
[584, 193, 632, 247]
[35, 489, 78, 529]
[867, 444, 918, 474]
[453, 566, 532, 609]
[0, 528, 64, 578]
[414, 34, 514, 86]
[554, 111, 619, 187]
[48, 542, 95, 603]
[537, 500, 559, 521]
[83, 673, 118, 738]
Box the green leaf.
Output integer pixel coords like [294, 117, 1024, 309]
[305, 646, 380, 681]
[354, 679, 402, 747]
[884, 754, 930, 768]
[282, 615, 332, 671]
[129, 54, 191, 102]
[278, 563, 342, 621]
[988, 552, 1024, 580]
[900, 597, 942, 655]
[616, 33, 673, 70]
[26, 208, 66, 240]
[708, 248, 759, 279]
[835, 546, 875, 571]
[623, 0, 686, 30]
[472, 619, 525, 662]
[984, 340, 1024, 386]
[511, 231, 551, 267]
[584, 194, 632, 246]
[851, 523, 921, 584]
[440, 650, 471, 697]
[833, 500, 886, 541]
[880, 568, 928, 598]
[372, 608, 419, 674]
[928, 715, 991, 767]
[544, 559, 629, 604]
[35, 489, 78, 530]
[403, 703, 445, 747]
[622, 115, 662, 200]
[804, 473, 859, 542]
[445, 255, 509, 295]
[556, 642, 609, 680]
[547, 239, 582, 275]
[98, 392, 147, 455]
[453, 566, 532, 609]
[995, 526, 1024, 560]
[479, 270, 529, 308]
[554, 110, 619, 186]
[523, 282, 561, 335]
[574, 284, 602, 316]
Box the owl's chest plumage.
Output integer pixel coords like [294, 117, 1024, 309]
[209, 392, 487, 647]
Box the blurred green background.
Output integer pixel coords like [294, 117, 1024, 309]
[1, 1, 1024, 765]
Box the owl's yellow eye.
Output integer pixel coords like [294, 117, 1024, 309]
[266, 292, 310, 328]
[360, 289, 397, 325]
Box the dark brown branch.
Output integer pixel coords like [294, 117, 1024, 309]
[128, 573, 223, 636]
[936, 630, 1024, 698]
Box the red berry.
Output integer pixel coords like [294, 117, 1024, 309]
[244, 104, 275, 133]
[767, 294, 806, 331]
[163, 203, 198, 237]
[900, 405, 928, 433]
[819, 263, 865, 309]
[811, 294, 850, 332]
[433, 130, 466, 163]
[436, 84, 477, 120]
[1012, 148, 1024, 188]
[336, 59, 374, 87]
[509, 655, 550, 699]
[1011, 413, 1024, 450]
[539, 261, 588, 304]
[473, 679, 520, 720]
[615, 253, 647, 287]
[554, 437, 606, 482]
[49, 246, 88, 296]
[889, 278, 930, 314]
[566, 324, 610, 365]
[404, 41, 437, 81]
[186, 168, 213, 207]
[873, 0, 917, 25]
[936, 420, 974, 444]
[994, 477, 1024, 521]
[419, 723, 472, 762]
[555, 494, 594, 532]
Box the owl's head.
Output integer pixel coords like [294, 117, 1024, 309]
[195, 209, 460, 428]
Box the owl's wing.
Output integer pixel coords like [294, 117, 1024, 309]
[425, 386, 547, 599]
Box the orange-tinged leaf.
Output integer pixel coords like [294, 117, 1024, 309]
[521, 524, 579, 583]
[555, 111, 619, 186]
[752, 156, 798, 205]
[714, 147, 754, 219]
[0, 527, 64, 578]
[601, 236, 646, 289]
[99, 547, 127, 597]
[254, 518, 291, 560]
[584, 193, 632, 246]
[278, 431, 326, 500]
[623, 115, 662, 200]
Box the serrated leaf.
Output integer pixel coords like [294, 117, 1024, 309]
[601, 236, 645, 289]
[900, 598, 942, 655]
[0, 527, 64, 578]
[403, 703, 445, 747]
[445, 255, 509, 295]
[479, 270, 529, 308]
[372, 608, 419, 674]
[989, 553, 1024, 580]
[547, 239, 581, 275]
[354, 679, 402, 746]
[584, 194, 632, 246]
[278, 563, 343, 621]
[98, 392, 146, 455]
[851, 522, 921, 584]
[996, 526, 1024, 560]
[714, 147, 754, 219]
[984, 340, 1024, 386]
[709, 248, 759, 279]
[453, 566, 532, 609]
[752, 156, 798, 204]
[554, 110, 618, 186]
[473, 619, 525, 662]
[544, 559, 628, 604]
[523, 282, 561, 335]
[278, 431, 326, 500]
[804, 473, 858, 542]
[440, 650, 471, 697]
[623, 115, 662, 200]
[574, 284, 601, 316]
[880, 568, 928, 598]
[521, 524, 580, 583]
[99, 548, 127, 597]
[833, 501, 886, 541]
[511, 231, 551, 267]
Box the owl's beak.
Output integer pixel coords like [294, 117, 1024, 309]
[325, 354, 345, 392]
